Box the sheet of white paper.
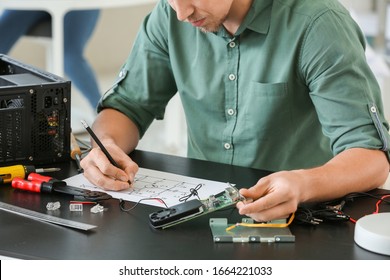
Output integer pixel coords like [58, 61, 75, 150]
[64, 167, 233, 208]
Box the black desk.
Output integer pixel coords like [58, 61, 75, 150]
[0, 150, 389, 260]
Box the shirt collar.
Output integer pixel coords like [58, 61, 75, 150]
[235, 0, 273, 36]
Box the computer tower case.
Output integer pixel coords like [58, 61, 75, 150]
[0, 54, 71, 165]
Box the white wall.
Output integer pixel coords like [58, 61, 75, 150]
[339, 0, 373, 11]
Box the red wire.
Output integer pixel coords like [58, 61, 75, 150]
[349, 194, 390, 223]
[374, 194, 390, 214]
[349, 217, 357, 223]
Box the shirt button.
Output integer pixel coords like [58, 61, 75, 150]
[228, 74, 236, 81]
[370, 106, 377, 113]
[119, 70, 124, 78]
[229, 41, 236, 48]
[227, 109, 235, 116]
[224, 143, 231, 150]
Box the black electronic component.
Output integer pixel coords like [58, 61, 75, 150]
[0, 54, 71, 165]
[149, 199, 204, 228]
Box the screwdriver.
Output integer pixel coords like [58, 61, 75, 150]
[70, 133, 82, 172]
[0, 165, 60, 184]
[12, 177, 59, 193]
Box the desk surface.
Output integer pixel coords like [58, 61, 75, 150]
[0, 150, 389, 260]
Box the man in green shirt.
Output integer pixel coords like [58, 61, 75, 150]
[81, 0, 390, 221]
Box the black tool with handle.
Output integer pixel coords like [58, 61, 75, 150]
[12, 173, 112, 201]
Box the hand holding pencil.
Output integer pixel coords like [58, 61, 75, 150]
[80, 120, 139, 191]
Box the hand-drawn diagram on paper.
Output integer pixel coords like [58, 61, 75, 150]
[65, 167, 233, 208]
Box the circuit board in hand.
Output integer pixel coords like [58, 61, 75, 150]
[149, 185, 244, 229]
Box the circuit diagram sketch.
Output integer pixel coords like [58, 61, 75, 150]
[124, 174, 200, 202]
[65, 167, 233, 208]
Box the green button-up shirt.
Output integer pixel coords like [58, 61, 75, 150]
[100, 0, 390, 172]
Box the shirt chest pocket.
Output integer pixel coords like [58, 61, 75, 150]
[242, 82, 291, 140]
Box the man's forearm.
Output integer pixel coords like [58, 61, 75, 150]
[92, 108, 140, 154]
[297, 148, 389, 203]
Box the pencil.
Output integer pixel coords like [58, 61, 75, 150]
[81, 120, 131, 185]
[81, 120, 119, 167]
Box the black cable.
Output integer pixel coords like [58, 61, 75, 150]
[295, 204, 350, 225]
[178, 183, 203, 202]
[119, 198, 168, 212]
[119, 183, 203, 212]
[345, 191, 390, 204]
[295, 191, 390, 225]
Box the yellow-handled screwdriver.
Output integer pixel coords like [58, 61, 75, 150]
[0, 165, 60, 184]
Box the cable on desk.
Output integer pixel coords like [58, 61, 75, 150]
[119, 183, 203, 211]
[346, 193, 390, 223]
[178, 183, 203, 202]
[345, 191, 390, 205]
[295, 191, 390, 225]
[374, 194, 390, 214]
[119, 198, 168, 212]
[295, 207, 350, 225]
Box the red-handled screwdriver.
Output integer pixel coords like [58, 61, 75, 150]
[27, 173, 67, 187]
[12, 177, 54, 193]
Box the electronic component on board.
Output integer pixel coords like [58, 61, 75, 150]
[209, 218, 295, 243]
[149, 185, 244, 229]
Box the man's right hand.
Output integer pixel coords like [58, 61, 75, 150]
[80, 141, 139, 191]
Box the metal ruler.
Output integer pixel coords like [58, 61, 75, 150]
[0, 201, 97, 231]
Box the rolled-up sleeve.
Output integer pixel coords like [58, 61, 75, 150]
[300, 9, 390, 160]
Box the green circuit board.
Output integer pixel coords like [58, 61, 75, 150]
[149, 185, 244, 229]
